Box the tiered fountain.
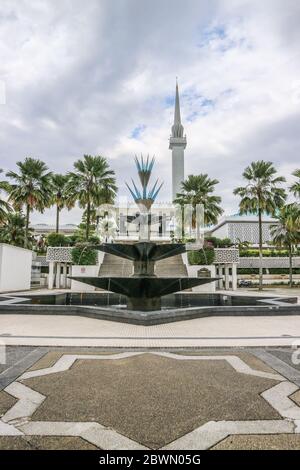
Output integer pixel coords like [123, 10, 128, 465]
[70, 156, 218, 312]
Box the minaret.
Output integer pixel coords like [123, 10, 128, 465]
[169, 80, 186, 201]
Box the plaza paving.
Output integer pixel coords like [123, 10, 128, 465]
[1, 287, 300, 449]
[1, 346, 300, 449]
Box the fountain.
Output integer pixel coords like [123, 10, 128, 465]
[2, 157, 298, 326]
[70, 155, 219, 311]
[70, 241, 218, 310]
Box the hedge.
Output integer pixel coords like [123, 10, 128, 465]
[238, 268, 300, 275]
[188, 248, 215, 265]
[47, 233, 70, 247]
[240, 249, 300, 257]
[204, 237, 233, 248]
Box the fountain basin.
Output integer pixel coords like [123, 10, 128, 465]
[70, 241, 220, 310]
[0, 291, 299, 325]
[69, 276, 219, 310]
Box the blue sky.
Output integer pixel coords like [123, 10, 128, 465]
[0, 0, 300, 225]
[131, 124, 146, 140]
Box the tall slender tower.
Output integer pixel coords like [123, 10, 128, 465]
[169, 80, 186, 201]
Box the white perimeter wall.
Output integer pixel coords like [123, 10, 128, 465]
[182, 253, 216, 293]
[186, 264, 216, 293]
[0, 244, 32, 293]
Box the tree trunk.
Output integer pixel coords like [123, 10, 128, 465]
[56, 205, 60, 233]
[289, 244, 293, 288]
[25, 204, 30, 248]
[86, 201, 90, 241]
[258, 208, 263, 291]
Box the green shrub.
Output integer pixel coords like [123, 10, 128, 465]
[237, 268, 300, 275]
[68, 231, 99, 246]
[239, 249, 300, 257]
[47, 233, 70, 247]
[86, 235, 100, 244]
[268, 268, 300, 274]
[238, 268, 259, 275]
[188, 248, 215, 265]
[71, 245, 97, 265]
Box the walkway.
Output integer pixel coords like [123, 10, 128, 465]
[1, 314, 300, 347]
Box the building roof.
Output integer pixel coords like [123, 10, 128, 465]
[30, 223, 78, 233]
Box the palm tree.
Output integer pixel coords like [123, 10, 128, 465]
[234, 161, 287, 290]
[291, 169, 300, 198]
[174, 174, 223, 231]
[0, 169, 11, 224]
[0, 212, 34, 248]
[66, 155, 117, 240]
[6, 158, 53, 246]
[270, 203, 300, 288]
[51, 174, 73, 233]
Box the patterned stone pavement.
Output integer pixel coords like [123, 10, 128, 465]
[1, 314, 300, 347]
[1, 347, 300, 449]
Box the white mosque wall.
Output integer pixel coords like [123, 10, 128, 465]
[209, 223, 229, 240]
[71, 265, 99, 291]
[181, 252, 216, 293]
[0, 243, 32, 293]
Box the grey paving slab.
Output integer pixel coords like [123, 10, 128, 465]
[251, 349, 300, 387]
[268, 348, 300, 371]
[0, 346, 36, 373]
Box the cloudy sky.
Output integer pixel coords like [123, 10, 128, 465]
[1, 0, 300, 225]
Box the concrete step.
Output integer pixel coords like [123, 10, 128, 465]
[156, 255, 188, 278]
[99, 252, 188, 279]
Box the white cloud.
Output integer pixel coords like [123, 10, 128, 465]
[0, 0, 299, 225]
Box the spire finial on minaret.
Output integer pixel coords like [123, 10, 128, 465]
[169, 80, 186, 201]
[172, 79, 184, 138]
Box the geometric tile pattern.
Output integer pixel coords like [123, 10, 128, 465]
[46, 247, 73, 263]
[1, 352, 300, 450]
[214, 248, 239, 264]
[228, 221, 272, 245]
